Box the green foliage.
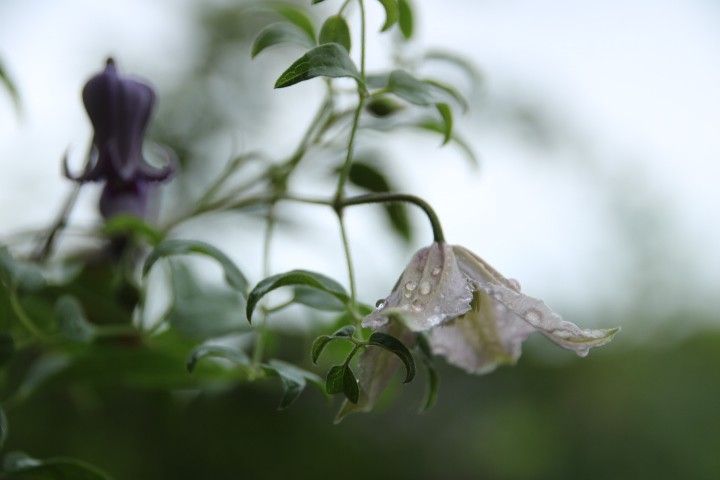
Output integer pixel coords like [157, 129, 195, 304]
[397, 0, 414, 39]
[246, 270, 349, 322]
[311, 325, 356, 363]
[143, 239, 249, 295]
[274, 43, 362, 88]
[376, 0, 400, 32]
[0, 247, 45, 292]
[0, 333, 15, 368]
[367, 331, 415, 383]
[319, 15, 351, 52]
[101, 215, 163, 245]
[54, 296, 95, 343]
[251, 23, 315, 58]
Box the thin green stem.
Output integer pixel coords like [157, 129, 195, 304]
[358, 0, 366, 79]
[252, 203, 278, 370]
[337, 215, 357, 311]
[333, 96, 365, 206]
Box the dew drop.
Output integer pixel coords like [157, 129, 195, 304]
[405, 281, 417, 291]
[419, 281, 432, 295]
[431, 266, 441, 276]
[524, 308, 542, 323]
[375, 299, 385, 309]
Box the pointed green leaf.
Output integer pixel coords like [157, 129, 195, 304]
[387, 70, 435, 105]
[365, 96, 404, 117]
[319, 15, 351, 52]
[397, 0, 414, 39]
[186, 344, 250, 373]
[416, 119, 478, 167]
[143, 239, 249, 295]
[293, 286, 346, 312]
[424, 50, 483, 83]
[274, 43, 361, 89]
[376, 0, 399, 32]
[325, 365, 345, 394]
[343, 366, 359, 403]
[246, 270, 348, 322]
[252, 22, 315, 58]
[271, 3, 316, 43]
[55, 296, 95, 343]
[435, 102, 453, 145]
[368, 331, 416, 382]
[311, 335, 332, 364]
[348, 161, 411, 242]
[263, 360, 324, 409]
[424, 78, 469, 112]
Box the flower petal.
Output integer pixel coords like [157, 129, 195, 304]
[363, 242, 472, 332]
[428, 290, 535, 374]
[453, 245, 619, 358]
[335, 321, 415, 423]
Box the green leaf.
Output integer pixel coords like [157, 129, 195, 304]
[0, 247, 45, 292]
[387, 70, 436, 106]
[2, 452, 111, 480]
[54, 296, 95, 343]
[186, 344, 250, 373]
[415, 120, 478, 167]
[419, 360, 439, 412]
[251, 22, 315, 58]
[101, 214, 163, 245]
[143, 239, 249, 295]
[0, 404, 8, 450]
[246, 270, 348, 323]
[264, 359, 324, 409]
[312, 0, 327, 3]
[367, 331, 415, 382]
[167, 264, 249, 340]
[270, 3, 316, 43]
[424, 79, 469, 112]
[424, 49, 482, 83]
[343, 366, 359, 403]
[0, 333, 15, 368]
[274, 43, 361, 89]
[376, 0, 399, 32]
[319, 15, 351, 52]
[348, 162, 411, 242]
[397, 0, 414, 39]
[311, 325, 356, 363]
[293, 286, 345, 312]
[435, 103, 453, 145]
[325, 365, 345, 394]
[0, 59, 20, 113]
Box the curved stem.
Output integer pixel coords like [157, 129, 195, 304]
[337, 215, 357, 310]
[340, 193, 446, 243]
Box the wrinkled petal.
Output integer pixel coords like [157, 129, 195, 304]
[428, 290, 535, 374]
[335, 321, 415, 423]
[363, 242, 472, 332]
[453, 245, 619, 358]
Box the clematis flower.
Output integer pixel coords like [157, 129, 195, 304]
[65, 58, 174, 219]
[364, 242, 619, 375]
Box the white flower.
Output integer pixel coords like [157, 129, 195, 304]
[364, 243, 619, 375]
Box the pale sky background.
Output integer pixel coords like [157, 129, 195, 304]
[0, 0, 718, 336]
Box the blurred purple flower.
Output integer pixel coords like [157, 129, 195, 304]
[65, 58, 174, 218]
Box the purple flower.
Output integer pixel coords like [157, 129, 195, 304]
[65, 58, 174, 218]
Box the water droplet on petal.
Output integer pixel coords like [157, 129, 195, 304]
[431, 266, 441, 276]
[405, 281, 417, 291]
[411, 300, 423, 312]
[507, 278, 521, 291]
[375, 299, 385, 309]
[419, 281, 431, 295]
[524, 308, 542, 323]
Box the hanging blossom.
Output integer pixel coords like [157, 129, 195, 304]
[344, 242, 619, 417]
[65, 58, 174, 219]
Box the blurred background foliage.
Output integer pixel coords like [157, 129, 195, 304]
[0, 0, 718, 479]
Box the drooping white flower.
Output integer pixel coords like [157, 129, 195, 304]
[364, 243, 619, 375]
